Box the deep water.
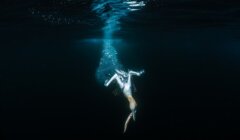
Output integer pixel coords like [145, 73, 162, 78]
[1, 1, 240, 139]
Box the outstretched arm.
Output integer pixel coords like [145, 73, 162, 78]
[104, 74, 124, 88]
[129, 70, 145, 76]
[127, 70, 144, 87]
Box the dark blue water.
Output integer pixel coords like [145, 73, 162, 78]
[1, 0, 240, 139]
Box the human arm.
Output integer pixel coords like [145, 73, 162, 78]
[104, 73, 124, 88]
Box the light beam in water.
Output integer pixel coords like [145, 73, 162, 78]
[92, 0, 145, 84]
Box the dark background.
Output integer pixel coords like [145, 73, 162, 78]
[1, 0, 240, 139]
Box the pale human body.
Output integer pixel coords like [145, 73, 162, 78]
[104, 69, 144, 133]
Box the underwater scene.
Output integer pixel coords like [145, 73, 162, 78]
[1, 0, 240, 139]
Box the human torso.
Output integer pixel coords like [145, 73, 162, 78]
[122, 82, 132, 97]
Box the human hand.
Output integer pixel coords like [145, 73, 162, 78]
[104, 80, 108, 87]
[139, 69, 145, 75]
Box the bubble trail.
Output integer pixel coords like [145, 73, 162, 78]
[92, 0, 145, 84]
